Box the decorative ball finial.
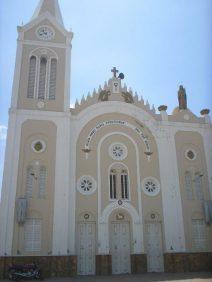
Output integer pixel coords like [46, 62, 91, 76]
[158, 105, 167, 112]
[200, 109, 210, 116]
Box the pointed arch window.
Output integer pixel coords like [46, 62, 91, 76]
[110, 169, 117, 199]
[38, 57, 47, 100]
[49, 58, 57, 100]
[184, 171, 193, 200]
[38, 166, 47, 198]
[26, 165, 34, 198]
[121, 170, 129, 199]
[27, 56, 36, 98]
[194, 173, 203, 200]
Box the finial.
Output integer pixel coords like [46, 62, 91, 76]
[111, 67, 119, 78]
[75, 99, 79, 107]
[158, 105, 167, 112]
[178, 85, 187, 110]
[81, 95, 85, 104]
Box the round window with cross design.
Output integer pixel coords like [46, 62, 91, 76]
[77, 175, 97, 195]
[142, 177, 160, 196]
[109, 143, 128, 161]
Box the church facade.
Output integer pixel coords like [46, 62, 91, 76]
[0, 0, 212, 277]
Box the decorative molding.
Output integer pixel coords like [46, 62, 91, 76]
[85, 119, 151, 154]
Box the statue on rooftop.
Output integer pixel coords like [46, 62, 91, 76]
[178, 85, 187, 110]
[98, 90, 111, 102]
[122, 91, 134, 104]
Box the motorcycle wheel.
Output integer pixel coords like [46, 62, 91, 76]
[35, 270, 43, 280]
[8, 270, 19, 281]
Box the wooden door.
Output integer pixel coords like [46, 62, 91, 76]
[146, 222, 164, 272]
[111, 221, 131, 274]
[77, 222, 96, 275]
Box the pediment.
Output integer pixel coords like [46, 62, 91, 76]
[18, 12, 73, 43]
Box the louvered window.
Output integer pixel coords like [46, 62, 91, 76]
[24, 219, 42, 252]
[38, 57, 47, 99]
[192, 219, 206, 251]
[27, 56, 36, 98]
[38, 166, 47, 198]
[184, 172, 193, 200]
[26, 165, 34, 198]
[121, 171, 129, 199]
[49, 58, 57, 100]
[110, 170, 117, 199]
[194, 173, 203, 200]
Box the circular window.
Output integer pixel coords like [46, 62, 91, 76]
[31, 140, 46, 153]
[185, 149, 196, 161]
[142, 177, 160, 196]
[77, 175, 97, 195]
[109, 143, 127, 161]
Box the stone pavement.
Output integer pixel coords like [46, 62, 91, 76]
[2, 272, 212, 282]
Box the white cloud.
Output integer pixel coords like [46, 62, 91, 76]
[0, 125, 7, 140]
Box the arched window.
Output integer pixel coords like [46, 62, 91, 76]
[184, 171, 193, 200]
[121, 169, 129, 199]
[109, 164, 130, 200]
[38, 166, 47, 198]
[38, 57, 47, 99]
[26, 165, 34, 198]
[192, 219, 206, 251]
[194, 173, 203, 200]
[110, 169, 117, 199]
[27, 56, 36, 98]
[49, 58, 57, 100]
[24, 218, 42, 252]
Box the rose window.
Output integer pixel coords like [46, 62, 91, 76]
[109, 143, 127, 161]
[142, 177, 160, 196]
[77, 175, 97, 195]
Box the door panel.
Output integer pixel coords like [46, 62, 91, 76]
[77, 222, 96, 275]
[111, 222, 131, 274]
[146, 222, 164, 272]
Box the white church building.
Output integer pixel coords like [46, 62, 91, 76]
[0, 0, 212, 277]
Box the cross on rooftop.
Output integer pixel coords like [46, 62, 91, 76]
[111, 67, 119, 78]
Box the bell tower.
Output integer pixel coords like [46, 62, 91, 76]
[11, 0, 73, 112]
[0, 0, 73, 256]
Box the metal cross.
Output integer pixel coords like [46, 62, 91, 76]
[111, 67, 119, 78]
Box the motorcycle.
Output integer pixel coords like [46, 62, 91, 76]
[8, 263, 42, 280]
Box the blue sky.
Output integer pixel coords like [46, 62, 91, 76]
[0, 0, 212, 196]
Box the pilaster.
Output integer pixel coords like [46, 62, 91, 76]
[156, 127, 186, 252]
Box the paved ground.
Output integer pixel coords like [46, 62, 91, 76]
[2, 272, 212, 282]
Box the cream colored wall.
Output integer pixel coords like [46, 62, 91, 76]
[12, 119, 56, 256]
[17, 20, 67, 112]
[75, 112, 165, 253]
[175, 131, 212, 251]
